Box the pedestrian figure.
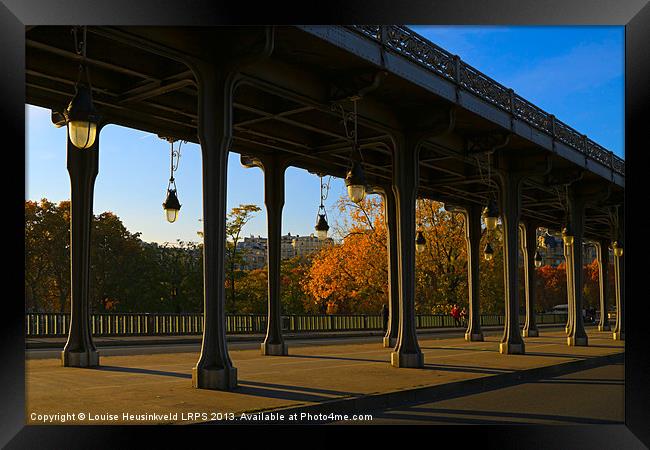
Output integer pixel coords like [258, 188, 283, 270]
[451, 304, 461, 327]
[381, 304, 389, 332]
[460, 307, 467, 327]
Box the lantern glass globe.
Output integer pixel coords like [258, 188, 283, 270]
[68, 120, 97, 149]
[612, 242, 623, 257]
[484, 243, 494, 261]
[165, 208, 179, 223]
[347, 184, 366, 203]
[483, 216, 498, 231]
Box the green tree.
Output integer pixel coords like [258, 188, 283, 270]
[479, 225, 505, 314]
[225, 204, 261, 313]
[25, 199, 70, 312]
[89, 212, 147, 312]
[156, 240, 203, 313]
[236, 268, 268, 313]
[281, 256, 310, 314]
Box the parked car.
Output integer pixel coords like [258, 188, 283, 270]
[550, 304, 568, 314]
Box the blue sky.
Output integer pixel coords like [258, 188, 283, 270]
[26, 26, 624, 244]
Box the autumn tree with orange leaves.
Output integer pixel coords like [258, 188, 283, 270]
[301, 195, 510, 315]
[301, 195, 388, 314]
[415, 199, 468, 313]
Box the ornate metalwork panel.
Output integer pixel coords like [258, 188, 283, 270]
[512, 96, 553, 134]
[459, 63, 511, 110]
[384, 26, 456, 81]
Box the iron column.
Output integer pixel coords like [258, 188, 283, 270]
[496, 160, 525, 354]
[382, 187, 400, 348]
[464, 204, 484, 341]
[564, 235, 574, 337]
[261, 155, 288, 356]
[192, 64, 237, 390]
[613, 208, 625, 341]
[596, 239, 611, 332]
[566, 188, 588, 346]
[391, 134, 424, 368]
[521, 221, 539, 337]
[61, 131, 101, 367]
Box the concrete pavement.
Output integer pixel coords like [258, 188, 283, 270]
[25, 327, 623, 425]
[343, 363, 624, 425]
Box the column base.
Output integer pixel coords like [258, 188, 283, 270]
[383, 336, 397, 348]
[390, 351, 424, 368]
[61, 349, 99, 367]
[613, 331, 625, 341]
[192, 366, 237, 390]
[598, 324, 611, 332]
[499, 342, 525, 355]
[261, 342, 288, 356]
[465, 332, 484, 342]
[567, 336, 588, 346]
[522, 329, 539, 338]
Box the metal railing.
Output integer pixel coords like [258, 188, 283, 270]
[25, 312, 568, 337]
[346, 25, 624, 177]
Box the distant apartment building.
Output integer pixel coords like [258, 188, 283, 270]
[235, 236, 267, 271]
[234, 233, 334, 270]
[290, 233, 334, 258]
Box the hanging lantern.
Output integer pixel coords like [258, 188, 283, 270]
[345, 160, 367, 203]
[64, 27, 99, 149]
[482, 199, 499, 231]
[534, 250, 543, 268]
[612, 241, 624, 257]
[163, 188, 181, 223]
[315, 213, 330, 241]
[415, 229, 426, 253]
[162, 138, 183, 223]
[314, 175, 331, 240]
[562, 224, 574, 257]
[484, 242, 494, 261]
[65, 83, 99, 149]
[562, 224, 574, 247]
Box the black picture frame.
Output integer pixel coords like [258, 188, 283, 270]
[2, 1, 648, 447]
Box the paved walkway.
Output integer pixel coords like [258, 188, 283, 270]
[25, 327, 623, 425]
[348, 363, 624, 425]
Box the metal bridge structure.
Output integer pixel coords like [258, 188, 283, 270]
[25, 25, 625, 390]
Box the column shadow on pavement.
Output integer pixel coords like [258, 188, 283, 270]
[419, 346, 496, 352]
[421, 364, 511, 375]
[94, 365, 191, 379]
[237, 380, 360, 402]
[93, 365, 360, 402]
[239, 380, 358, 397]
[286, 354, 387, 364]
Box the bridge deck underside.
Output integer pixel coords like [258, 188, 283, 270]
[25, 26, 623, 240]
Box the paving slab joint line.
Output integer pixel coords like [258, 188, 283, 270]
[202, 351, 624, 425]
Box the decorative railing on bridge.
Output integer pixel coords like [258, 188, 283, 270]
[25, 312, 568, 337]
[346, 25, 624, 177]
